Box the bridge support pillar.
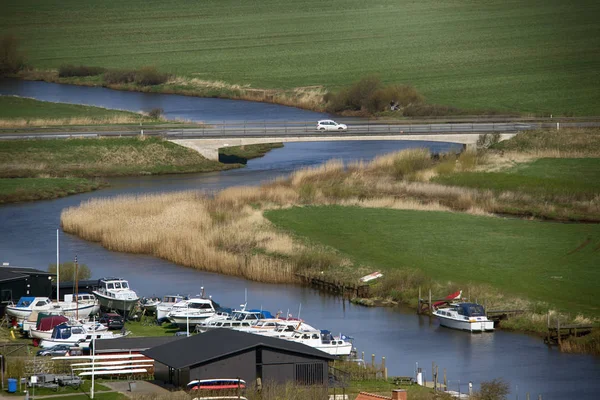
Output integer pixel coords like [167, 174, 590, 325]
[168, 140, 220, 161]
[463, 142, 477, 152]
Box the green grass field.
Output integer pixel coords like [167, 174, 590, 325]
[3, 0, 599, 115]
[0, 177, 103, 203]
[266, 206, 600, 315]
[0, 96, 140, 120]
[433, 158, 600, 201]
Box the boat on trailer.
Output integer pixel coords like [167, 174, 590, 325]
[432, 302, 494, 332]
[40, 323, 127, 348]
[92, 277, 139, 316]
[167, 298, 217, 329]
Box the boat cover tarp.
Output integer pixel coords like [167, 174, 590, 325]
[15, 297, 35, 307]
[38, 316, 69, 331]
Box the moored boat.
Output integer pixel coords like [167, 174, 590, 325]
[283, 330, 353, 356]
[432, 302, 495, 332]
[167, 298, 217, 329]
[92, 277, 139, 316]
[155, 295, 187, 321]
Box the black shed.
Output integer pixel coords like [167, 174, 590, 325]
[0, 264, 53, 303]
[143, 329, 335, 388]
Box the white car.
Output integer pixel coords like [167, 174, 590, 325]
[316, 120, 347, 131]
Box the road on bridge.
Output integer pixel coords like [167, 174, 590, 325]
[0, 121, 597, 140]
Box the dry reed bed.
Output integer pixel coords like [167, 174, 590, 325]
[61, 148, 598, 340]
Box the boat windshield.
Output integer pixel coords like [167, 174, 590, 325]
[113, 282, 122, 289]
[121, 282, 129, 289]
[459, 303, 486, 317]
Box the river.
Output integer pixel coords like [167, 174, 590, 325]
[1, 79, 598, 399]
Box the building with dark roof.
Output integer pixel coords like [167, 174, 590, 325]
[143, 329, 335, 388]
[0, 264, 53, 311]
[93, 336, 182, 354]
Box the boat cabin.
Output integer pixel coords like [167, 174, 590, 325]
[231, 309, 273, 322]
[15, 297, 51, 309]
[453, 303, 486, 317]
[98, 278, 131, 292]
[162, 295, 185, 303]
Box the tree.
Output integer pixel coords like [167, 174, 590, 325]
[48, 262, 92, 282]
[475, 378, 510, 400]
[0, 34, 27, 76]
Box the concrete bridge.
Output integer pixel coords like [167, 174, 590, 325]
[169, 125, 520, 160]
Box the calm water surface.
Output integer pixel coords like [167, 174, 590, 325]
[0, 80, 598, 399]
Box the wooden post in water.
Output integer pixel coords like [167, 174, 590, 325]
[547, 311, 550, 343]
[526, 393, 530, 400]
[418, 287, 422, 314]
[428, 289, 432, 314]
[371, 354, 375, 368]
[443, 368, 447, 389]
[382, 356, 386, 373]
[557, 318, 561, 346]
[432, 361, 435, 385]
[362, 351, 364, 362]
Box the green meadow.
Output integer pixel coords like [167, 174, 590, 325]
[2, 0, 599, 115]
[266, 206, 600, 316]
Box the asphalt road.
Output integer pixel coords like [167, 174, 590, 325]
[0, 121, 598, 140]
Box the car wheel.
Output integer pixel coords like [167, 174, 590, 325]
[319, 128, 325, 131]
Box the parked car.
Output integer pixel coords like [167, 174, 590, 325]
[36, 344, 72, 357]
[316, 120, 347, 131]
[99, 313, 125, 330]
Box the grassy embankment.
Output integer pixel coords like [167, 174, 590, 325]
[0, 96, 284, 203]
[3, 0, 599, 115]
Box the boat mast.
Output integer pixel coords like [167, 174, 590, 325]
[56, 229, 60, 303]
[75, 255, 79, 320]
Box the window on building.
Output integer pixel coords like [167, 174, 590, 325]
[295, 363, 324, 385]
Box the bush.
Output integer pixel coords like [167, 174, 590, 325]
[474, 378, 510, 400]
[392, 148, 433, 180]
[0, 34, 27, 76]
[148, 107, 164, 119]
[134, 66, 169, 86]
[58, 64, 106, 77]
[103, 69, 136, 84]
[325, 76, 425, 113]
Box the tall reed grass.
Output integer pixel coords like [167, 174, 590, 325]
[61, 144, 599, 344]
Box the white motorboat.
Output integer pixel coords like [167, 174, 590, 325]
[92, 277, 139, 315]
[432, 302, 495, 332]
[31, 317, 108, 341]
[167, 298, 217, 329]
[236, 318, 316, 336]
[195, 308, 273, 333]
[155, 295, 187, 321]
[140, 297, 161, 314]
[6, 297, 59, 322]
[40, 323, 127, 348]
[284, 330, 353, 356]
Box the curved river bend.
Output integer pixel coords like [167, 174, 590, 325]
[0, 80, 598, 399]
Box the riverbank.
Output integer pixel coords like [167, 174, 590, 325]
[59, 128, 600, 354]
[0, 177, 105, 204]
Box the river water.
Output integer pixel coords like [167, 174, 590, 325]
[1, 80, 598, 399]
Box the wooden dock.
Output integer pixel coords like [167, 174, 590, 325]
[295, 274, 370, 298]
[545, 321, 594, 345]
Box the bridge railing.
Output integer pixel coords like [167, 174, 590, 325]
[163, 120, 599, 139]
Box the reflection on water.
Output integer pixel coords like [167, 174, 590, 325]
[0, 79, 598, 399]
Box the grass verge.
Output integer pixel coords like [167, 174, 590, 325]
[0, 177, 105, 203]
[0, 137, 231, 178]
